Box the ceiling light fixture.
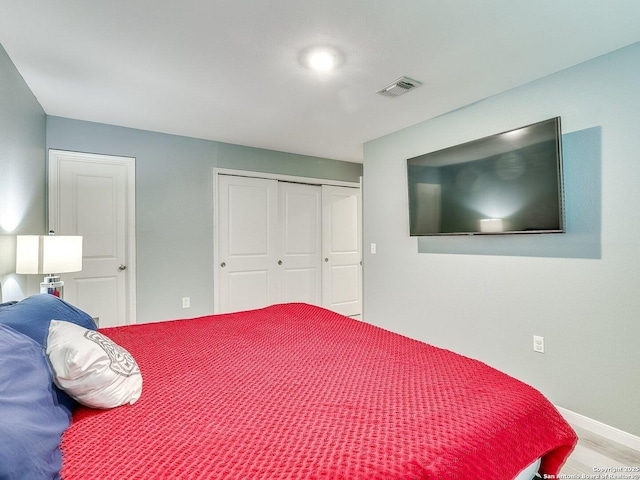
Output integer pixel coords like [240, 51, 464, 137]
[302, 47, 341, 73]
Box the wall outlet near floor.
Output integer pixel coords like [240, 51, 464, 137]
[533, 335, 545, 353]
[182, 297, 191, 309]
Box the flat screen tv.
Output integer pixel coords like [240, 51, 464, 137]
[407, 117, 565, 236]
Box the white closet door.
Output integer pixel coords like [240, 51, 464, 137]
[218, 175, 279, 313]
[215, 171, 362, 317]
[322, 185, 362, 317]
[279, 182, 322, 305]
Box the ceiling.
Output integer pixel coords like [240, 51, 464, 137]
[1, 1, 640, 163]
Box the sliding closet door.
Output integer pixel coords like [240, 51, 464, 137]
[215, 172, 361, 317]
[217, 175, 280, 313]
[279, 182, 322, 305]
[322, 185, 362, 317]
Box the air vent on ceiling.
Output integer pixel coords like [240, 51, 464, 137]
[377, 76, 422, 98]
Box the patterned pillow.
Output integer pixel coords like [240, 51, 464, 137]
[46, 320, 142, 409]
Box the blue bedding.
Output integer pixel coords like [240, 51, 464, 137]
[0, 293, 96, 346]
[0, 323, 70, 479]
[0, 294, 99, 479]
[0, 294, 98, 412]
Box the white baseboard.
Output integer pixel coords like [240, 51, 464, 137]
[556, 406, 640, 452]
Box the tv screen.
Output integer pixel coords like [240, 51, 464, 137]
[407, 117, 565, 236]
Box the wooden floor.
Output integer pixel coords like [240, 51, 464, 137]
[560, 425, 640, 476]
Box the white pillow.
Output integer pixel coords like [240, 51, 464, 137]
[46, 320, 142, 409]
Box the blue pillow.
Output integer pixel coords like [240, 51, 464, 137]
[0, 301, 18, 310]
[0, 294, 97, 346]
[0, 294, 98, 411]
[0, 324, 71, 480]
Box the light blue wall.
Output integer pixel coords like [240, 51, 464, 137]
[363, 42, 640, 436]
[0, 43, 46, 299]
[0, 44, 46, 235]
[46, 117, 362, 323]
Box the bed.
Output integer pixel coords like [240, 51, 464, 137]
[0, 295, 577, 479]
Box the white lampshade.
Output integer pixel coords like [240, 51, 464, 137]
[15, 235, 39, 274]
[0, 236, 16, 275]
[479, 218, 504, 233]
[16, 235, 83, 274]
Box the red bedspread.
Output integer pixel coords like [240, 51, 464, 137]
[61, 303, 576, 479]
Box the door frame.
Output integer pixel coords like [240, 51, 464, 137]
[213, 168, 361, 314]
[48, 149, 137, 324]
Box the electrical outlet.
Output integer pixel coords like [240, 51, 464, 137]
[533, 335, 544, 353]
[370, 243, 377, 254]
[182, 297, 191, 309]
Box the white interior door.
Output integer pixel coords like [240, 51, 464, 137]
[48, 150, 136, 327]
[217, 175, 279, 313]
[322, 185, 362, 317]
[279, 182, 322, 305]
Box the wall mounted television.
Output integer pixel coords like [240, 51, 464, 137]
[407, 117, 565, 236]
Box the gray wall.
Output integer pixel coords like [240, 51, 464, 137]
[0, 43, 46, 299]
[363, 42, 640, 436]
[0, 44, 46, 235]
[46, 117, 362, 323]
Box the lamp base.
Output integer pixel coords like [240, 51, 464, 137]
[40, 275, 64, 298]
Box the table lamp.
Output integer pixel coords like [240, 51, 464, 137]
[16, 233, 83, 299]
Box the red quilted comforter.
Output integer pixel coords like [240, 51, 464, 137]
[61, 303, 576, 479]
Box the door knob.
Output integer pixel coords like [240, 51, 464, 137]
[220, 262, 226, 268]
[118, 264, 127, 271]
[278, 260, 283, 265]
